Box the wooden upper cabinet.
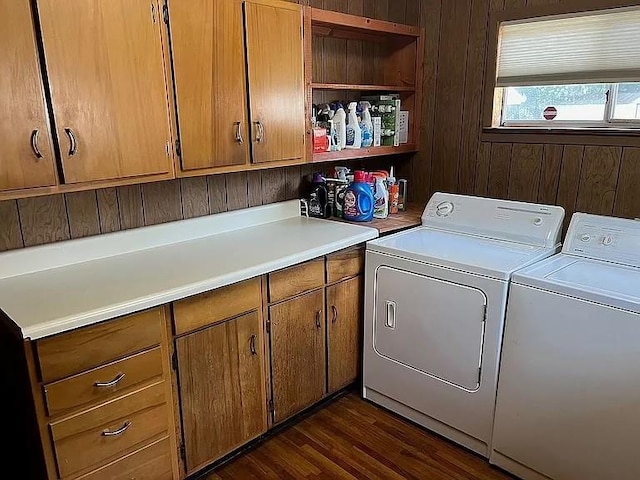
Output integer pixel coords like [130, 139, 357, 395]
[37, 0, 173, 184]
[269, 289, 325, 423]
[0, 0, 57, 191]
[168, 0, 250, 171]
[244, 0, 306, 164]
[176, 311, 267, 474]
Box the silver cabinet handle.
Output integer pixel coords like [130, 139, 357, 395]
[385, 301, 396, 329]
[235, 121, 244, 144]
[94, 372, 125, 388]
[30, 130, 43, 159]
[315, 310, 322, 329]
[331, 305, 338, 324]
[101, 421, 131, 437]
[250, 334, 257, 355]
[64, 128, 77, 156]
[255, 121, 264, 143]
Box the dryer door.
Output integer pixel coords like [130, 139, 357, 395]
[374, 265, 487, 391]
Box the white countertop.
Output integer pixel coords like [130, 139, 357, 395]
[0, 201, 378, 339]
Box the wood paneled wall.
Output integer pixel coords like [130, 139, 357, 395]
[0, 0, 419, 253]
[411, 0, 640, 228]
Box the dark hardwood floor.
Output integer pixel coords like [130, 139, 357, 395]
[206, 393, 514, 479]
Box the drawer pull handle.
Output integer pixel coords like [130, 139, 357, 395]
[94, 372, 125, 388]
[331, 305, 338, 324]
[250, 334, 257, 355]
[64, 127, 77, 156]
[101, 421, 131, 437]
[235, 121, 244, 144]
[315, 310, 322, 329]
[255, 121, 264, 142]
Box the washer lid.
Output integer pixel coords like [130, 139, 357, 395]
[367, 226, 553, 280]
[513, 254, 640, 313]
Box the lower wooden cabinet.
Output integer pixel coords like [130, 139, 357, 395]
[269, 289, 326, 423]
[175, 311, 267, 475]
[327, 276, 363, 393]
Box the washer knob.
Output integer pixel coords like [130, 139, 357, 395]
[602, 234, 614, 246]
[436, 202, 454, 217]
[581, 234, 591, 242]
[533, 217, 543, 226]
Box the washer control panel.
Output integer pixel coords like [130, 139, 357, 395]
[564, 213, 640, 268]
[422, 192, 565, 248]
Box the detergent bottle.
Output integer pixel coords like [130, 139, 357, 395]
[343, 170, 374, 222]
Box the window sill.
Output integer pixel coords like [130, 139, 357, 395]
[482, 127, 640, 147]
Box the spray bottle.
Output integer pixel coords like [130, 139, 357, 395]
[345, 102, 362, 149]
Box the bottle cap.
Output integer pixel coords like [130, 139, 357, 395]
[312, 173, 324, 183]
[354, 170, 366, 182]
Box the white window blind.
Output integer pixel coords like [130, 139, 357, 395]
[496, 7, 640, 87]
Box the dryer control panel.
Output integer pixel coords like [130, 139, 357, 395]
[564, 213, 640, 268]
[422, 193, 565, 248]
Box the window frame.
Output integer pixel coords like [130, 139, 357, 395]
[482, 0, 640, 147]
[498, 83, 640, 129]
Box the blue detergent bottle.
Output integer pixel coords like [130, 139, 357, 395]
[343, 170, 374, 222]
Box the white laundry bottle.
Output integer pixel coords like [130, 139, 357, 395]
[333, 106, 347, 151]
[345, 102, 362, 149]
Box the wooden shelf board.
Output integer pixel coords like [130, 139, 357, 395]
[311, 83, 415, 92]
[312, 144, 417, 162]
[310, 8, 421, 38]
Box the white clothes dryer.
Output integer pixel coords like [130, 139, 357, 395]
[363, 193, 564, 457]
[491, 213, 640, 480]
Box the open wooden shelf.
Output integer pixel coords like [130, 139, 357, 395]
[310, 8, 421, 38]
[311, 83, 415, 92]
[311, 144, 417, 163]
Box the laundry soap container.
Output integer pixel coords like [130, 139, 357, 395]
[343, 170, 374, 222]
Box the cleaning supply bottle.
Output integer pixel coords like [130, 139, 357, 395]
[308, 173, 329, 218]
[345, 102, 362, 149]
[333, 105, 347, 150]
[388, 166, 399, 214]
[373, 175, 389, 219]
[343, 171, 374, 222]
[359, 101, 374, 148]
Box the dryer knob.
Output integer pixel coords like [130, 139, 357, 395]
[436, 201, 454, 217]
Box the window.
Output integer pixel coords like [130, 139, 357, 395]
[493, 7, 640, 129]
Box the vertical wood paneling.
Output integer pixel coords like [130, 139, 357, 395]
[487, 143, 512, 199]
[226, 172, 250, 211]
[0, 201, 24, 251]
[261, 169, 287, 205]
[207, 175, 228, 214]
[405, 0, 420, 26]
[247, 171, 263, 207]
[556, 145, 584, 231]
[181, 177, 210, 219]
[537, 144, 563, 204]
[285, 166, 302, 200]
[388, 0, 406, 23]
[575, 146, 622, 216]
[142, 180, 182, 226]
[430, 0, 473, 193]
[17, 195, 70, 247]
[65, 191, 100, 239]
[613, 148, 640, 219]
[475, 142, 491, 196]
[458, 0, 491, 195]
[507, 144, 543, 202]
[96, 188, 121, 233]
[117, 184, 144, 230]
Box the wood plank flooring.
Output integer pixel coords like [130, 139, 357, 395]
[206, 393, 514, 480]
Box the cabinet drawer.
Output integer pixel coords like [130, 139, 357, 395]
[37, 308, 164, 383]
[51, 382, 168, 478]
[326, 247, 364, 284]
[75, 436, 173, 480]
[44, 347, 164, 417]
[173, 278, 261, 335]
[269, 259, 324, 303]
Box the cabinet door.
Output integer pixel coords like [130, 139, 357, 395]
[37, 0, 173, 184]
[327, 276, 363, 393]
[269, 289, 325, 423]
[168, 0, 249, 171]
[176, 311, 267, 474]
[244, 0, 305, 164]
[0, 0, 57, 191]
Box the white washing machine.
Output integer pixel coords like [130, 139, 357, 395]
[491, 213, 640, 480]
[363, 193, 565, 457]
